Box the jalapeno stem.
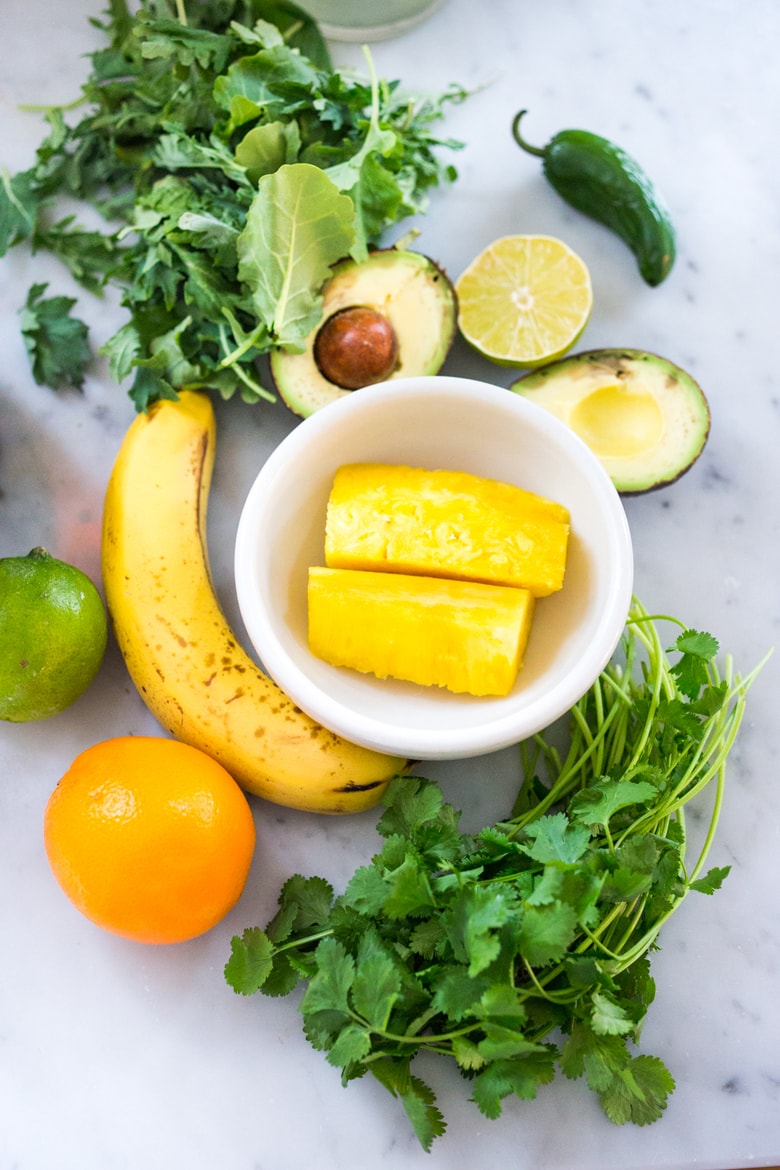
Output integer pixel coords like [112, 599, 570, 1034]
[511, 110, 546, 157]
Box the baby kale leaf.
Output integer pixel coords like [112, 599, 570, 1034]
[19, 283, 91, 390]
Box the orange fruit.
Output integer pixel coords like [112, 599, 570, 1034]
[43, 736, 256, 944]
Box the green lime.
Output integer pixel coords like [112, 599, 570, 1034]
[0, 547, 108, 722]
[455, 234, 593, 367]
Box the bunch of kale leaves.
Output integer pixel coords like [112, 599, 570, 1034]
[0, 0, 465, 407]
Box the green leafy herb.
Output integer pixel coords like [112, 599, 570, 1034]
[20, 283, 91, 390]
[1, 0, 465, 408]
[225, 598, 766, 1151]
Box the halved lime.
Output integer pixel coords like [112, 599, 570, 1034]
[455, 234, 593, 367]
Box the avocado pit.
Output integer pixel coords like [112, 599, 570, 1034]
[270, 248, 457, 418]
[314, 306, 399, 390]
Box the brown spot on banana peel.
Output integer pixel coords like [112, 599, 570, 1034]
[336, 779, 387, 794]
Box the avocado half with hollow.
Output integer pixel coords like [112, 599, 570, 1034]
[510, 348, 710, 495]
[270, 249, 457, 418]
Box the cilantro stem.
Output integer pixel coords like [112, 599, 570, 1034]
[351, 1012, 481, 1048]
[519, 957, 581, 1004]
[273, 927, 333, 954]
[606, 895, 651, 958]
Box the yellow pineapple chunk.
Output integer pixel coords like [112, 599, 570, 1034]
[324, 463, 569, 597]
[308, 566, 535, 697]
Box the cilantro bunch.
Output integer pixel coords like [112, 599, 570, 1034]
[226, 599, 764, 1151]
[0, 0, 464, 406]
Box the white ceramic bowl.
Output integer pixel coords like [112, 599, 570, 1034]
[234, 375, 633, 761]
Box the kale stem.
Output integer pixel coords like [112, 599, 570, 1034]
[228, 358, 276, 402]
[217, 312, 270, 371]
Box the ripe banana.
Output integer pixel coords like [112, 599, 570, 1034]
[101, 390, 406, 814]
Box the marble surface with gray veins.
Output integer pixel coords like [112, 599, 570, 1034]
[1, 1, 779, 1168]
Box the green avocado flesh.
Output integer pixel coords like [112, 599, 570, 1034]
[270, 249, 457, 418]
[510, 348, 710, 494]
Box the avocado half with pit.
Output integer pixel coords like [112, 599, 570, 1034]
[270, 249, 457, 418]
[510, 348, 710, 495]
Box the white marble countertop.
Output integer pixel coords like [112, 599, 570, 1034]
[1, 1, 779, 1168]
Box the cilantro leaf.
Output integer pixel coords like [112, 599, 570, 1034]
[569, 776, 658, 829]
[470, 1052, 556, 1119]
[516, 900, 578, 968]
[560, 1022, 628, 1087]
[273, 873, 334, 933]
[371, 1061, 446, 1152]
[519, 812, 591, 863]
[407, 915, 446, 959]
[431, 966, 492, 1021]
[689, 865, 731, 894]
[444, 884, 518, 976]
[476, 1026, 547, 1062]
[376, 774, 447, 840]
[382, 852, 436, 919]
[600, 866, 654, 903]
[326, 1023, 372, 1068]
[224, 927, 276, 995]
[599, 1054, 675, 1125]
[377, 775, 465, 862]
[590, 991, 635, 1036]
[341, 864, 389, 916]
[476, 983, 529, 1027]
[670, 629, 719, 698]
[301, 937, 354, 1021]
[350, 931, 402, 1030]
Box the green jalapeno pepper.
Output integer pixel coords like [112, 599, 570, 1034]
[512, 110, 676, 287]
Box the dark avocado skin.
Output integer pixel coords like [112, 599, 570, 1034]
[511, 348, 710, 495]
[513, 112, 676, 287]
